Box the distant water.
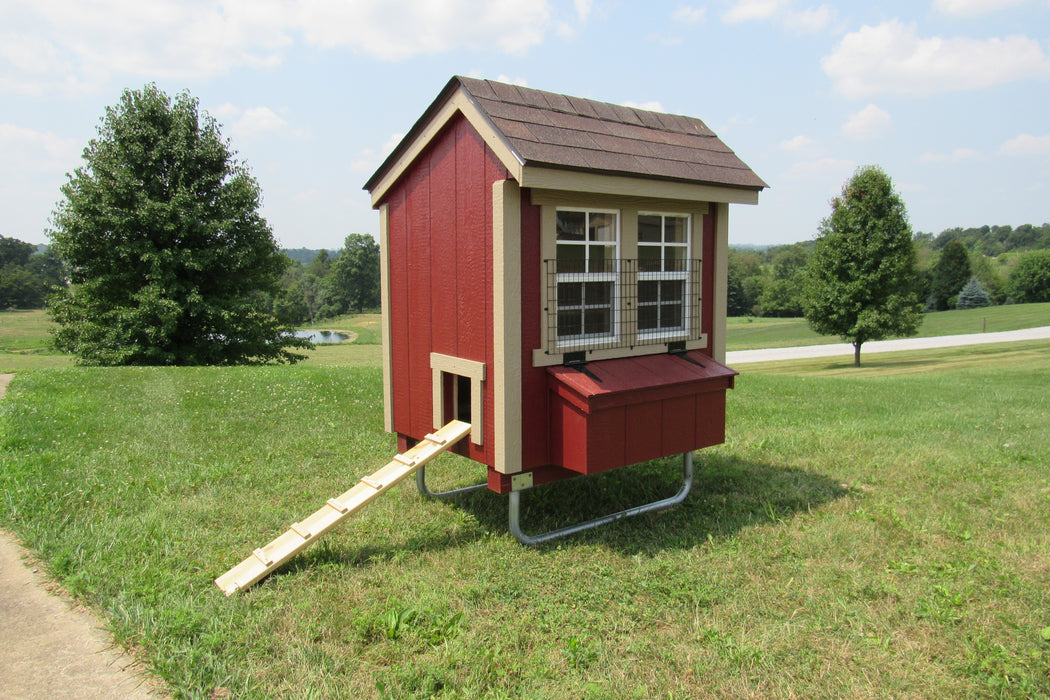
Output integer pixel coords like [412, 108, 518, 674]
[292, 330, 349, 344]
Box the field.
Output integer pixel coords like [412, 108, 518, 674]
[1, 309, 1049, 698]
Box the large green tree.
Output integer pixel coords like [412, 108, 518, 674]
[322, 234, 380, 315]
[802, 166, 923, 366]
[48, 84, 309, 365]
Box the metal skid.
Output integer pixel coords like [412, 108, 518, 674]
[417, 453, 694, 545]
[415, 464, 488, 498]
[508, 452, 694, 545]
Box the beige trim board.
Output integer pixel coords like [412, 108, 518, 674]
[521, 167, 761, 205]
[430, 353, 486, 446]
[712, 203, 730, 364]
[368, 89, 524, 207]
[532, 336, 708, 368]
[492, 179, 523, 474]
[378, 204, 394, 433]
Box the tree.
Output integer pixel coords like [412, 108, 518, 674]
[955, 276, 992, 309]
[929, 239, 971, 310]
[48, 84, 309, 365]
[802, 166, 923, 366]
[322, 234, 380, 315]
[1008, 249, 1050, 303]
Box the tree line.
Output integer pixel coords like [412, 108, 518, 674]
[728, 222, 1050, 318]
[271, 235, 380, 326]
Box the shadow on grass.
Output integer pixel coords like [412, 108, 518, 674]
[282, 452, 851, 572]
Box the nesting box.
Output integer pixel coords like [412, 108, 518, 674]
[364, 76, 765, 495]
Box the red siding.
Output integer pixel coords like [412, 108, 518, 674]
[380, 114, 509, 467]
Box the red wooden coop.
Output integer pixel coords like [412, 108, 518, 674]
[216, 76, 767, 592]
[365, 76, 766, 541]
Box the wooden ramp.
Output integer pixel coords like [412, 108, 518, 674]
[215, 420, 471, 596]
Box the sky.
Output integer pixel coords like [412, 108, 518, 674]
[2, 0, 1049, 251]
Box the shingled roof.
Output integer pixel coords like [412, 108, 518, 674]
[365, 76, 767, 200]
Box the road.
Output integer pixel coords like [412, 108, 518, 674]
[725, 326, 1050, 364]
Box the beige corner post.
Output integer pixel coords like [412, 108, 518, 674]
[378, 204, 394, 433]
[712, 202, 730, 364]
[492, 179, 523, 474]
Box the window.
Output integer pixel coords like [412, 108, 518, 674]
[555, 209, 619, 343]
[637, 213, 690, 336]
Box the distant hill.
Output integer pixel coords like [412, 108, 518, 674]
[281, 248, 339, 265]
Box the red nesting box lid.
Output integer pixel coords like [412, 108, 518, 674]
[547, 351, 737, 413]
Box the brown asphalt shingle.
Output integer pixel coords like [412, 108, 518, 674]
[364, 76, 767, 195]
[456, 76, 767, 190]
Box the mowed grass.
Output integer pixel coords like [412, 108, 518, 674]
[726, 301, 1050, 350]
[1, 340, 1048, 697]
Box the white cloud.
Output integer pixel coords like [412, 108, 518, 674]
[841, 104, 891, 140]
[673, 5, 707, 23]
[297, 0, 551, 60]
[575, 0, 594, 22]
[721, 0, 836, 33]
[0, 0, 555, 96]
[722, 0, 787, 23]
[933, 0, 1030, 18]
[780, 135, 816, 152]
[622, 100, 665, 112]
[211, 104, 288, 141]
[782, 4, 837, 34]
[350, 132, 405, 173]
[236, 107, 288, 140]
[787, 157, 856, 179]
[496, 75, 529, 87]
[919, 147, 982, 163]
[999, 133, 1050, 155]
[822, 20, 1050, 98]
[0, 124, 80, 174]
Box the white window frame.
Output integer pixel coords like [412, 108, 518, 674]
[636, 212, 692, 341]
[554, 207, 620, 348]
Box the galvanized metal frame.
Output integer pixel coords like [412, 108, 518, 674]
[508, 452, 694, 546]
[415, 465, 488, 498]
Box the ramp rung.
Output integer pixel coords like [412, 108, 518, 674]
[360, 476, 384, 490]
[327, 498, 350, 513]
[216, 420, 472, 596]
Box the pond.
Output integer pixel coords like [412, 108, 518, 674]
[292, 330, 350, 344]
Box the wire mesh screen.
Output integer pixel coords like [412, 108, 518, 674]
[543, 258, 703, 356]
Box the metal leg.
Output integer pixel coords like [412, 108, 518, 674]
[415, 464, 488, 498]
[509, 452, 694, 546]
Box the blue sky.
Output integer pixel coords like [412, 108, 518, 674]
[2, 0, 1049, 250]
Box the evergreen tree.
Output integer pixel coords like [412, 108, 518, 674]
[802, 166, 923, 366]
[929, 239, 971, 311]
[955, 276, 992, 309]
[48, 84, 309, 365]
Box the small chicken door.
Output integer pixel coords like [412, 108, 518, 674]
[430, 353, 484, 446]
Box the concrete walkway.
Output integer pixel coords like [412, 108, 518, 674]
[726, 326, 1050, 364]
[0, 373, 161, 699]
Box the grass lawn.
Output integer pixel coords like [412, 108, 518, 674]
[1, 331, 1048, 697]
[726, 301, 1050, 350]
